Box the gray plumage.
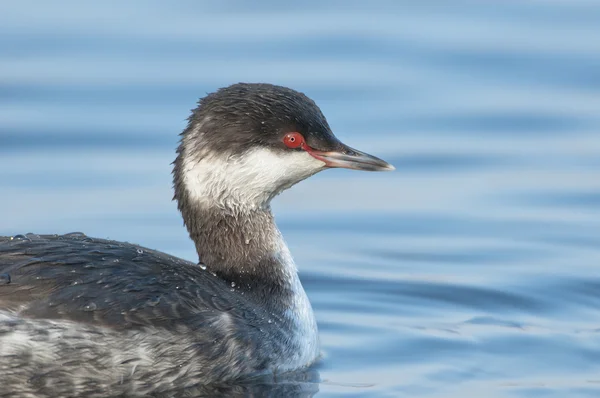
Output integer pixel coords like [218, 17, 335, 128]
[0, 233, 317, 397]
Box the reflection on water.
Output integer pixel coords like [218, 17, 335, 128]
[1, 1, 600, 397]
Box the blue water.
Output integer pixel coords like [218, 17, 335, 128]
[2, 1, 600, 396]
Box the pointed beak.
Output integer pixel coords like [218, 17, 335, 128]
[306, 144, 395, 172]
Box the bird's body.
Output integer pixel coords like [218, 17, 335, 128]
[0, 233, 315, 397]
[0, 83, 392, 397]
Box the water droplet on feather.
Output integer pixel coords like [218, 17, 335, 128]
[123, 283, 142, 292]
[147, 296, 161, 306]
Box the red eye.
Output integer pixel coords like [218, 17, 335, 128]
[283, 132, 305, 149]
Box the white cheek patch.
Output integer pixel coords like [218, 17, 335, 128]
[182, 147, 325, 209]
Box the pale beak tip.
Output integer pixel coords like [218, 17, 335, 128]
[382, 162, 395, 171]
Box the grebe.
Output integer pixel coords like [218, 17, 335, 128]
[0, 83, 393, 397]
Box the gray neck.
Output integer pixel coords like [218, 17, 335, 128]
[177, 200, 319, 367]
[197, 207, 290, 284]
[176, 191, 299, 309]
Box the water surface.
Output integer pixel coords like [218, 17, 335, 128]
[1, 1, 600, 397]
